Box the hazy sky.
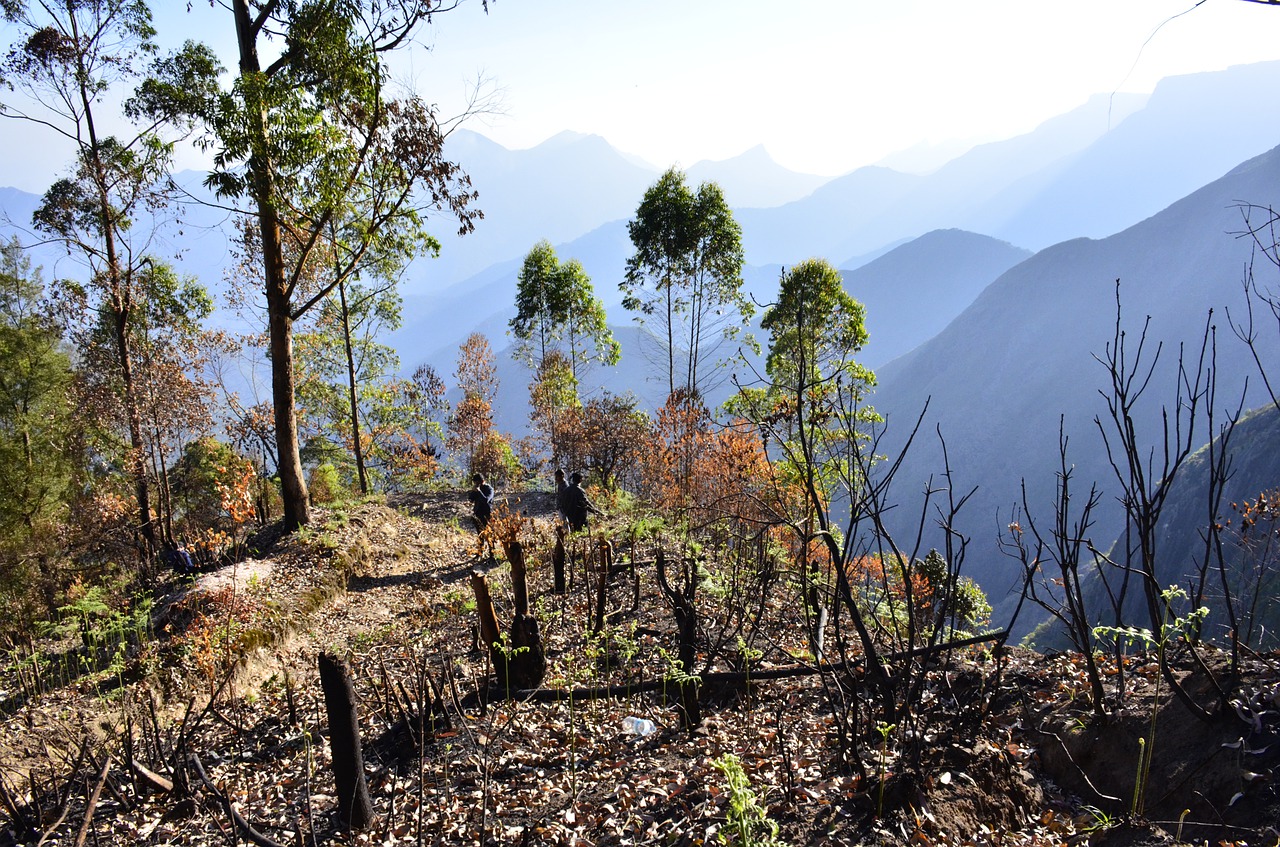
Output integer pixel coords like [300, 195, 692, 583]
[4, 0, 1280, 191]
[416, 0, 1280, 174]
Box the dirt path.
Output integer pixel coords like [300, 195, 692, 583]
[218, 487, 564, 693]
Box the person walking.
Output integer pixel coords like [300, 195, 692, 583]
[467, 473, 494, 530]
[554, 468, 570, 529]
[564, 471, 603, 532]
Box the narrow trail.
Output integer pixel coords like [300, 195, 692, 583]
[226, 487, 564, 692]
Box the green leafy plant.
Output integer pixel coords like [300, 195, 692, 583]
[1077, 804, 1118, 833]
[712, 753, 780, 847]
[308, 462, 345, 505]
[874, 721, 896, 819]
[1094, 585, 1209, 819]
[657, 645, 702, 694]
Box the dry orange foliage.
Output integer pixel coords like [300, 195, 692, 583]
[638, 394, 785, 529]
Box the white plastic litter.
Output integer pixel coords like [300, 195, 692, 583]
[621, 716, 656, 736]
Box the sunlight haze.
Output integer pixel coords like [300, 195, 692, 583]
[3, 0, 1279, 189]
[417, 0, 1280, 175]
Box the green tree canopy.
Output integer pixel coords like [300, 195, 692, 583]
[1, 0, 215, 555]
[0, 239, 79, 629]
[295, 280, 402, 492]
[731, 258, 878, 503]
[511, 241, 619, 378]
[761, 258, 873, 391]
[141, 0, 481, 529]
[510, 240, 570, 366]
[622, 167, 751, 400]
[511, 241, 619, 465]
[560, 257, 621, 381]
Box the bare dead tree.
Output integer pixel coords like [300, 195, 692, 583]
[1093, 281, 1216, 722]
[1002, 419, 1109, 715]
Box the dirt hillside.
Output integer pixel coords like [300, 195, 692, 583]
[1, 492, 1277, 846]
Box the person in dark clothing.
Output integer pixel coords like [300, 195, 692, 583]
[564, 471, 603, 532]
[554, 468, 570, 529]
[467, 473, 494, 530]
[163, 540, 194, 572]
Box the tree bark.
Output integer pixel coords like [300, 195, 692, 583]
[552, 528, 567, 594]
[655, 549, 700, 730]
[505, 540, 529, 617]
[72, 755, 110, 847]
[317, 653, 374, 831]
[470, 569, 545, 696]
[234, 0, 310, 530]
[75, 10, 156, 558]
[112, 306, 157, 555]
[338, 280, 369, 494]
[591, 540, 610, 635]
[130, 759, 172, 794]
[470, 571, 502, 657]
[507, 630, 1005, 703]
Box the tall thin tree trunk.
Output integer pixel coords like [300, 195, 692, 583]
[665, 272, 675, 398]
[267, 284, 310, 529]
[236, 0, 310, 530]
[77, 4, 155, 556]
[112, 306, 157, 555]
[338, 281, 369, 494]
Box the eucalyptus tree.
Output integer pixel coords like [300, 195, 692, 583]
[731, 259, 890, 708]
[749, 258, 877, 515]
[144, 0, 482, 529]
[761, 258, 874, 409]
[511, 241, 618, 462]
[622, 167, 751, 400]
[559, 257, 620, 383]
[511, 241, 619, 380]
[510, 240, 568, 368]
[0, 0, 216, 556]
[74, 258, 216, 547]
[295, 279, 403, 494]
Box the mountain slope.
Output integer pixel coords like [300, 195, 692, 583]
[686, 145, 828, 208]
[870, 144, 1280, 616]
[426, 131, 658, 288]
[1124, 403, 1280, 648]
[740, 61, 1280, 269]
[843, 229, 1032, 369]
[986, 61, 1280, 251]
[737, 91, 1142, 266]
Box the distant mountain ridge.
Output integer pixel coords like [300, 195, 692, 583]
[985, 61, 1280, 250]
[869, 141, 1280, 621]
[686, 144, 829, 208]
[9, 59, 1280, 352]
[842, 229, 1032, 368]
[389, 61, 1280, 378]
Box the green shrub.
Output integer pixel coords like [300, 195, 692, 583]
[308, 463, 345, 505]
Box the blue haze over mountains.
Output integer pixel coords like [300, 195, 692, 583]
[7, 61, 1280, 616]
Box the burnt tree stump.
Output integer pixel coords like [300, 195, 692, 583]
[655, 549, 701, 731]
[470, 567, 546, 697]
[552, 527, 567, 594]
[318, 652, 374, 830]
